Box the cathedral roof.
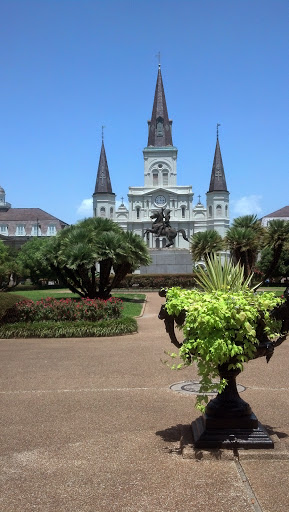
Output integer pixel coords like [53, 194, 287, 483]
[147, 65, 173, 147]
[94, 141, 114, 194]
[208, 137, 228, 192]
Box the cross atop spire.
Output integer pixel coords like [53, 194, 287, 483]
[147, 66, 173, 147]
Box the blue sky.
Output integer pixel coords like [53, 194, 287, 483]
[1, 0, 288, 225]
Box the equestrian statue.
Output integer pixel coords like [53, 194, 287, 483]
[144, 208, 189, 248]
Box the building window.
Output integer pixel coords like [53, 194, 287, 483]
[136, 206, 140, 219]
[156, 116, 164, 137]
[0, 225, 8, 235]
[209, 206, 213, 217]
[31, 224, 41, 236]
[163, 172, 168, 186]
[162, 238, 166, 248]
[47, 225, 56, 236]
[225, 205, 228, 217]
[110, 207, 113, 219]
[156, 238, 160, 249]
[216, 205, 222, 217]
[100, 207, 106, 218]
[181, 206, 186, 218]
[15, 225, 26, 236]
[153, 173, 158, 186]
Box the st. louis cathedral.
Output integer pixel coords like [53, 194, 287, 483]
[92, 65, 229, 250]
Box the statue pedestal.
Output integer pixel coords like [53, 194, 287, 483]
[139, 249, 192, 274]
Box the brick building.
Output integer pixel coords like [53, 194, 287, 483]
[0, 186, 68, 249]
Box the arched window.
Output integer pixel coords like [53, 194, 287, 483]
[225, 205, 228, 217]
[162, 238, 167, 248]
[209, 205, 212, 217]
[156, 238, 160, 249]
[162, 172, 168, 186]
[153, 173, 158, 186]
[181, 206, 186, 218]
[156, 116, 164, 137]
[136, 206, 140, 219]
[110, 207, 113, 218]
[216, 205, 222, 217]
[100, 207, 105, 217]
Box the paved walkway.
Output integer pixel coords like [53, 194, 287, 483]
[0, 292, 289, 512]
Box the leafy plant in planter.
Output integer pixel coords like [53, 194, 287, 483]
[160, 256, 287, 412]
[165, 286, 282, 411]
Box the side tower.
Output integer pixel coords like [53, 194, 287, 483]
[93, 138, 116, 219]
[206, 128, 229, 237]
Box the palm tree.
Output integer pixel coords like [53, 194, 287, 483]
[224, 215, 264, 279]
[190, 230, 223, 264]
[42, 218, 150, 299]
[262, 219, 289, 281]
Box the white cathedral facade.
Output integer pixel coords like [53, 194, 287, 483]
[92, 65, 229, 250]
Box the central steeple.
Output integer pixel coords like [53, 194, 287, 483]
[147, 65, 173, 147]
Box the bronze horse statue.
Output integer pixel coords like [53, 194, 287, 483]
[144, 209, 189, 248]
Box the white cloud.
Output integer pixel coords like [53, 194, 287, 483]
[231, 195, 262, 217]
[76, 198, 93, 217]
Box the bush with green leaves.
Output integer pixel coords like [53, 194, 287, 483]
[165, 286, 283, 411]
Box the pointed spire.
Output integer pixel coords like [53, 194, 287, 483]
[208, 127, 228, 192]
[147, 66, 173, 147]
[94, 140, 113, 194]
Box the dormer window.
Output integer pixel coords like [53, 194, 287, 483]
[47, 225, 56, 236]
[15, 224, 26, 236]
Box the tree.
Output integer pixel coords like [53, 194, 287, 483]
[17, 237, 58, 284]
[0, 241, 22, 291]
[261, 220, 289, 281]
[190, 230, 223, 264]
[224, 215, 264, 279]
[42, 217, 151, 299]
[256, 245, 289, 281]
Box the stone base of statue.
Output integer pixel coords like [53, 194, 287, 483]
[139, 249, 192, 274]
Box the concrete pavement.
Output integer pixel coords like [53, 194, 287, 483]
[0, 292, 289, 512]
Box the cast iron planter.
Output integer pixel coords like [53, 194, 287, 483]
[159, 288, 289, 449]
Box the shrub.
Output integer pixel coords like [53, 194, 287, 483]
[1, 296, 123, 324]
[0, 292, 25, 320]
[0, 317, 137, 338]
[116, 273, 196, 289]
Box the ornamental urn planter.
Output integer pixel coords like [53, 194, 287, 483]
[159, 288, 289, 449]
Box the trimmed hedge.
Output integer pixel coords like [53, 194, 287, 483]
[117, 273, 197, 289]
[0, 317, 137, 339]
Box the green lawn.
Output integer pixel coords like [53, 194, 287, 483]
[9, 290, 146, 317]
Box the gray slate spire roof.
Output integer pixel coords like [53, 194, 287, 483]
[208, 137, 228, 192]
[94, 141, 113, 194]
[147, 65, 173, 147]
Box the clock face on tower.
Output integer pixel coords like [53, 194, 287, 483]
[155, 195, 167, 206]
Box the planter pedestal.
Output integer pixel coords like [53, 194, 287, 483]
[192, 364, 274, 449]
